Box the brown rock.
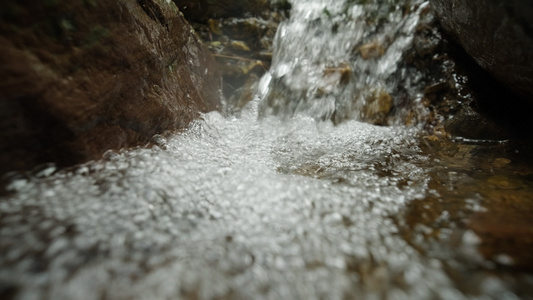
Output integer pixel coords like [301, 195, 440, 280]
[362, 88, 393, 125]
[359, 41, 385, 60]
[0, 0, 222, 175]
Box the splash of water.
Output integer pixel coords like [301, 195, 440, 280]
[1, 109, 466, 299]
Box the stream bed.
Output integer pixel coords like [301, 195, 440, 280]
[1, 0, 533, 299]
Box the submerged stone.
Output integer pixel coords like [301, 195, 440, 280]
[359, 41, 385, 60]
[180, 1, 288, 110]
[361, 88, 393, 125]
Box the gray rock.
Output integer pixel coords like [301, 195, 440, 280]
[430, 0, 533, 101]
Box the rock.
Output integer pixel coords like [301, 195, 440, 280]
[176, 1, 289, 110]
[362, 88, 393, 125]
[444, 106, 511, 141]
[430, 0, 533, 101]
[359, 41, 385, 60]
[174, 0, 270, 22]
[229, 40, 252, 52]
[172, 0, 210, 22]
[399, 5, 533, 140]
[322, 63, 352, 86]
[0, 0, 222, 175]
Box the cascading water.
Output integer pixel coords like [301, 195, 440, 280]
[0, 1, 528, 299]
[258, 0, 429, 125]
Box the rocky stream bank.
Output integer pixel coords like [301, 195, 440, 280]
[1, 1, 533, 299]
[0, 0, 221, 175]
[1, 0, 532, 175]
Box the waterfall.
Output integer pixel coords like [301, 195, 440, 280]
[258, 0, 429, 125]
[0, 1, 522, 299]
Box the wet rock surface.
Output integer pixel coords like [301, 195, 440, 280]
[400, 2, 533, 141]
[405, 12, 533, 275]
[429, 0, 533, 102]
[0, 0, 221, 175]
[174, 0, 290, 113]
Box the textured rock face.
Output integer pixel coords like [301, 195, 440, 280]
[0, 0, 221, 175]
[430, 0, 533, 101]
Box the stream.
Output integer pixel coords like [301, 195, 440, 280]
[1, 0, 533, 299]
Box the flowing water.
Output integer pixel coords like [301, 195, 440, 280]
[2, 1, 533, 299]
[258, 0, 428, 124]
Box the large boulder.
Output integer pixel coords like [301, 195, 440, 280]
[430, 0, 533, 101]
[0, 0, 222, 175]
